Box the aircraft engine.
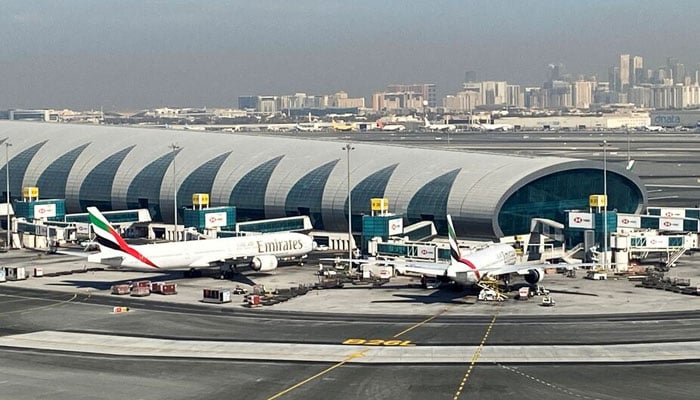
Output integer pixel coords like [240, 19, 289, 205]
[524, 268, 544, 285]
[250, 255, 279, 272]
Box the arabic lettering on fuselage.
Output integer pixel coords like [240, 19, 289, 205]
[498, 248, 517, 265]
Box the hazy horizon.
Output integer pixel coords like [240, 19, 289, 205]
[2, 0, 700, 110]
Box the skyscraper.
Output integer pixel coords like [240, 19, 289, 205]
[608, 66, 620, 92]
[620, 54, 630, 92]
[632, 56, 644, 86]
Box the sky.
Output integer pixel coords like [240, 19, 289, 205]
[1, 0, 700, 110]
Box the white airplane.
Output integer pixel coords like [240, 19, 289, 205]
[477, 122, 514, 131]
[395, 215, 547, 287]
[424, 117, 456, 131]
[294, 123, 324, 132]
[642, 125, 665, 132]
[376, 120, 406, 131]
[294, 113, 325, 132]
[85, 207, 314, 273]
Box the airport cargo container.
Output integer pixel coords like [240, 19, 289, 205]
[111, 284, 130, 295]
[202, 288, 231, 303]
[518, 287, 530, 300]
[130, 285, 150, 297]
[247, 294, 261, 307]
[151, 282, 177, 295]
[131, 280, 152, 295]
[4, 266, 27, 281]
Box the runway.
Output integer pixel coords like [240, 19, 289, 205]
[0, 286, 699, 400]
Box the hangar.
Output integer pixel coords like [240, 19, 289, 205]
[0, 122, 646, 238]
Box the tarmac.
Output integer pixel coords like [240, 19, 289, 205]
[1, 330, 697, 364]
[1, 248, 699, 317]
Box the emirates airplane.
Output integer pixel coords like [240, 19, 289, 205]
[85, 207, 314, 273]
[398, 215, 548, 286]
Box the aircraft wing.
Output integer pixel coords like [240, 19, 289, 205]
[403, 261, 583, 279]
[397, 260, 449, 277]
[319, 257, 381, 265]
[52, 248, 93, 258]
[480, 261, 591, 276]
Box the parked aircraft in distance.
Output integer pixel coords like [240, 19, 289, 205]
[83, 207, 314, 274]
[294, 123, 324, 132]
[376, 119, 406, 131]
[424, 117, 457, 131]
[332, 119, 354, 131]
[642, 125, 665, 132]
[476, 122, 515, 131]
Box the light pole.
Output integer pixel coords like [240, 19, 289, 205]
[169, 143, 181, 241]
[5, 142, 11, 249]
[626, 126, 630, 165]
[601, 139, 610, 271]
[342, 143, 355, 263]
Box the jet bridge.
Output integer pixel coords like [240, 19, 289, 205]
[611, 232, 695, 272]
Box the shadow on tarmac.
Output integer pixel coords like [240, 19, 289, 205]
[372, 289, 477, 305]
[44, 270, 259, 291]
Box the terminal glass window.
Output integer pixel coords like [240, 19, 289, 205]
[177, 152, 231, 219]
[344, 164, 398, 230]
[406, 169, 460, 233]
[126, 149, 180, 221]
[498, 169, 644, 236]
[237, 217, 307, 233]
[229, 156, 283, 221]
[37, 144, 90, 200]
[285, 159, 339, 230]
[79, 146, 135, 211]
[0, 141, 47, 201]
[66, 210, 140, 224]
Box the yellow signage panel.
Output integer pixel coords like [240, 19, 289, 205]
[23, 187, 39, 198]
[371, 198, 389, 211]
[589, 194, 607, 207]
[192, 193, 209, 206]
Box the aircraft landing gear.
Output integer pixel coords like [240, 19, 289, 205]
[501, 275, 511, 293]
[184, 268, 202, 278]
[218, 264, 238, 279]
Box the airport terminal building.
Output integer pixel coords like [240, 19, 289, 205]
[0, 122, 646, 238]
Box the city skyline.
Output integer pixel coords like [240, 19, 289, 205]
[2, 0, 700, 110]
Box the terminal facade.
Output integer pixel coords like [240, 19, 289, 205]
[0, 121, 646, 239]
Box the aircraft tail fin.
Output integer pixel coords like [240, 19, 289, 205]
[446, 214, 462, 265]
[446, 214, 482, 281]
[87, 207, 158, 268]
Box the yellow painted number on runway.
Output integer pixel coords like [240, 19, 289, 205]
[342, 338, 412, 346]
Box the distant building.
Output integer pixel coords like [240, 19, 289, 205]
[386, 83, 436, 108]
[649, 109, 700, 128]
[499, 112, 650, 130]
[573, 81, 596, 109]
[372, 91, 425, 112]
[8, 109, 57, 122]
[632, 56, 644, 86]
[237, 96, 258, 110]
